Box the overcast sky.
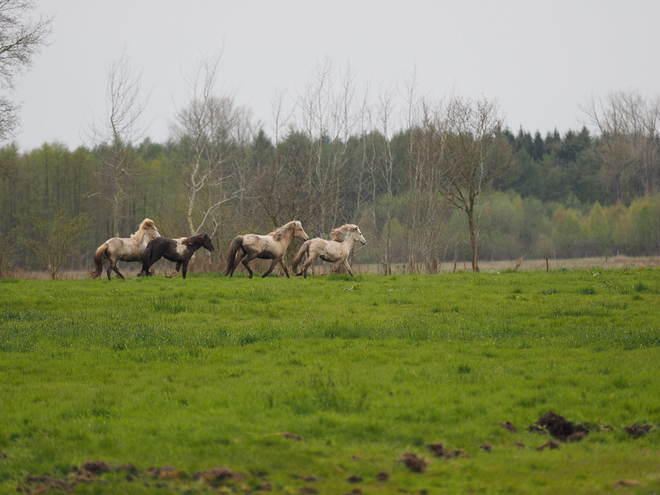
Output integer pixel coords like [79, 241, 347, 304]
[10, 0, 660, 151]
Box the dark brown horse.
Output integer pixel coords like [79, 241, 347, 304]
[140, 233, 214, 279]
[224, 221, 308, 278]
[90, 219, 161, 280]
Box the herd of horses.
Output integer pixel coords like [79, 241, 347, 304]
[89, 218, 366, 281]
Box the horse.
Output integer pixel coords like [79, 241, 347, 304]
[139, 233, 214, 279]
[292, 224, 366, 279]
[223, 221, 309, 278]
[89, 218, 161, 280]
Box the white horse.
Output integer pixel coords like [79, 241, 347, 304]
[224, 221, 309, 278]
[90, 219, 160, 280]
[292, 224, 366, 278]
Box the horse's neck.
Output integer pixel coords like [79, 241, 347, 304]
[137, 233, 152, 249]
[277, 228, 294, 246]
[340, 237, 355, 254]
[188, 243, 203, 254]
[133, 230, 146, 244]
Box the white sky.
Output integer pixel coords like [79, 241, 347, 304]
[10, 0, 660, 151]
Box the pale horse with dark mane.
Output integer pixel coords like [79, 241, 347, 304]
[90, 219, 161, 280]
[139, 233, 215, 279]
[292, 224, 366, 278]
[224, 221, 308, 278]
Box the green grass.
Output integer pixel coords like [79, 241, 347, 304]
[1, 269, 660, 493]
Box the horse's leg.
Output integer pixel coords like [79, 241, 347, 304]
[111, 261, 125, 280]
[262, 258, 279, 278]
[241, 254, 256, 278]
[181, 261, 188, 279]
[342, 259, 354, 276]
[229, 251, 246, 277]
[333, 259, 343, 274]
[278, 258, 290, 278]
[301, 253, 319, 279]
[167, 261, 181, 278]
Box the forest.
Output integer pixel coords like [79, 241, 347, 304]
[1, 60, 659, 277]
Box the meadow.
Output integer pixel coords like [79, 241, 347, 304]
[1, 268, 660, 494]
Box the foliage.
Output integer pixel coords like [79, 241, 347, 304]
[18, 209, 91, 279]
[1, 88, 660, 273]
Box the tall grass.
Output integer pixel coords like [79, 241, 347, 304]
[1, 270, 659, 493]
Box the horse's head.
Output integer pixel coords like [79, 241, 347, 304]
[353, 225, 367, 245]
[132, 219, 160, 244]
[332, 224, 366, 245]
[138, 218, 161, 242]
[183, 233, 215, 252]
[293, 221, 309, 241]
[200, 233, 215, 252]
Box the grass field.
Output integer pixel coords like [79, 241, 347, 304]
[1, 268, 660, 494]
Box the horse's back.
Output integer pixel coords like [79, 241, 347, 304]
[312, 237, 346, 261]
[249, 234, 286, 258]
[106, 237, 144, 262]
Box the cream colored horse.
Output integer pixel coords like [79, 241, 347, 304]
[224, 221, 309, 278]
[292, 224, 366, 278]
[90, 219, 161, 280]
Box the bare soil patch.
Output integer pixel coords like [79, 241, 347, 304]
[427, 442, 469, 459]
[535, 411, 590, 442]
[624, 423, 652, 439]
[398, 452, 429, 473]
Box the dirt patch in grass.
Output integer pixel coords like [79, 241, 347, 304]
[537, 441, 560, 451]
[80, 461, 110, 475]
[624, 423, 652, 439]
[427, 442, 469, 459]
[147, 465, 184, 480]
[535, 411, 590, 442]
[375, 472, 389, 482]
[528, 425, 547, 435]
[22, 476, 73, 493]
[399, 452, 429, 473]
[497, 421, 518, 433]
[276, 432, 304, 441]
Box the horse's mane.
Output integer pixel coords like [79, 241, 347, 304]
[330, 224, 357, 242]
[182, 233, 209, 245]
[269, 221, 297, 241]
[132, 218, 158, 243]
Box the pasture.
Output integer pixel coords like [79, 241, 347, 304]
[1, 269, 659, 494]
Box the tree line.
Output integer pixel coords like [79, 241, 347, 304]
[1, 51, 659, 277]
[1, 3, 659, 277]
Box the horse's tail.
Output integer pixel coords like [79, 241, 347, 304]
[292, 240, 311, 273]
[223, 236, 243, 276]
[89, 243, 108, 279]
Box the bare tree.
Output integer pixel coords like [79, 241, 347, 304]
[405, 97, 450, 273]
[86, 49, 149, 237]
[172, 54, 245, 237]
[19, 208, 90, 279]
[436, 95, 513, 272]
[253, 90, 314, 228]
[296, 59, 358, 236]
[0, 0, 53, 140]
[581, 90, 660, 200]
[363, 85, 398, 275]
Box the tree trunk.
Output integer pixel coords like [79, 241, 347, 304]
[467, 207, 479, 272]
